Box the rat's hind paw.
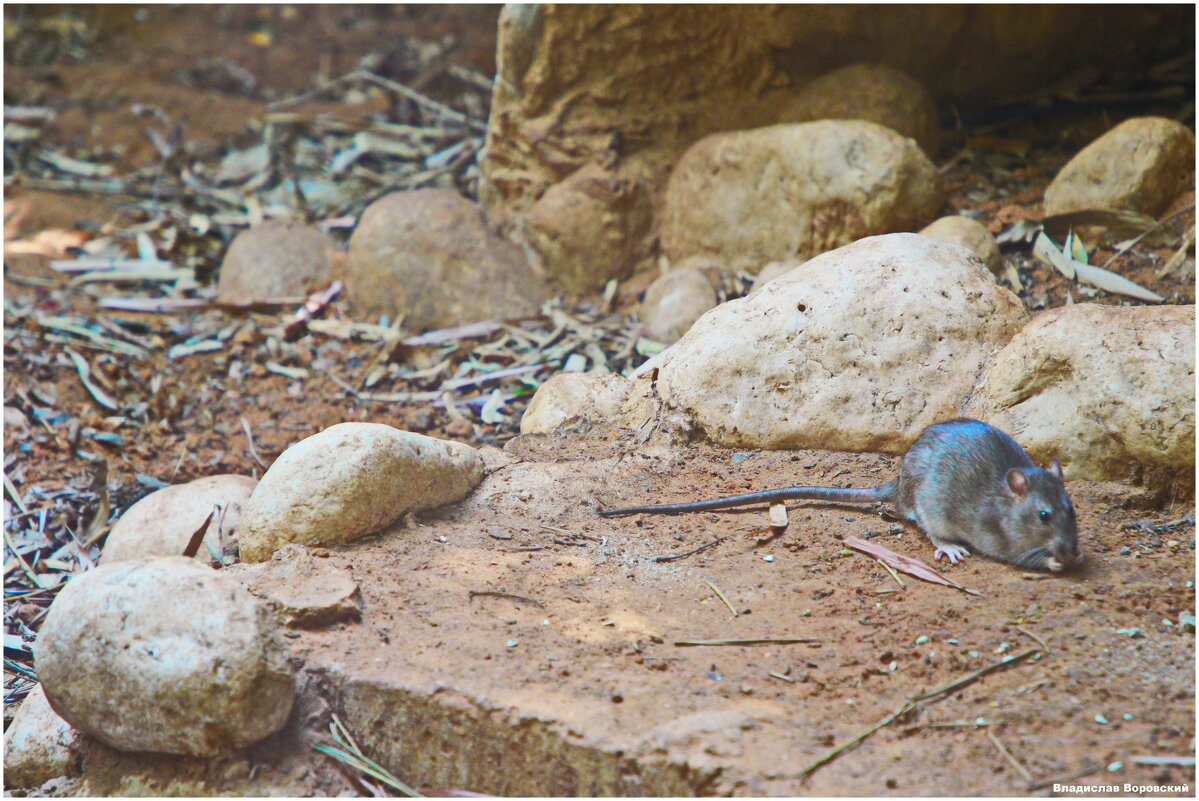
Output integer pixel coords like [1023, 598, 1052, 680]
[933, 544, 971, 564]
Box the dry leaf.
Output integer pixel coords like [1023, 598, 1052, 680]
[844, 535, 982, 596]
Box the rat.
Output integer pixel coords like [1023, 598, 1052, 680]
[599, 418, 1081, 572]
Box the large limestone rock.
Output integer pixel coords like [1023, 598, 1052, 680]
[3, 684, 82, 789]
[239, 423, 484, 562]
[217, 220, 337, 304]
[778, 62, 941, 156]
[345, 189, 546, 330]
[632, 234, 1028, 452]
[661, 121, 943, 272]
[480, 5, 1184, 285]
[972, 304, 1195, 488]
[520, 372, 633, 435]
[102, 474, 257, 566]
[1044, 117, 1195, 217]
[35, 557, 293, 756]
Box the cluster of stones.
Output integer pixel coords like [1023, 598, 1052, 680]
[7, 425, 485, 786]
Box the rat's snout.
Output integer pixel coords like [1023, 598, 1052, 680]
[1048, 538, 1083, 572]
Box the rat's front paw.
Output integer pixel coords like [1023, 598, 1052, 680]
[933, 544, 971, 564]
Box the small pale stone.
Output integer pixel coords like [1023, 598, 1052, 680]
[919, 216, 1003, 273]
[639, 267, 718, 344]
[238, 423, 484, 562]
[102, 474, 257, 566]
[749, 259, 805, 294]
[662, 121, 943, 272]
[35, 557, 293, 756]
[521, 373, 633, 434]
[779, 62, 941, 156]
[3, 684, 82, 788]
[1044, 117, 1195, 217]
[217, 220, 337, 305]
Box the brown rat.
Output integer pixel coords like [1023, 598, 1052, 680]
[599, 418, 1081, 572]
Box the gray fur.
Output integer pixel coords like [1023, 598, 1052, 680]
[599, 418, 1081, 572]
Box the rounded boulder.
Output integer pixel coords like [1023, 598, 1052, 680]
[1044, 117, 1195, 217]
[35, 557, 293, 756]
[217, 220, 337, 304]
[973, 303, 1194, 488]
[346, 189, 546, 330]
[102, 474, 257, 566]
[661, 121, 943, 272]
[779, 62, 941, 156]
[238, 423, 484, 562]
[635, 233, 1028, 452]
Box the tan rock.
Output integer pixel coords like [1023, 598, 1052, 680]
[217, 220, 337, 305]
[918, 216, 1003, 273]
[102, 474, 257, 567]
[1044, 117, 1196, 217]
[972, 304, 1194, 488]
[3, 684, 81, 788]
[639, 267, 718, 344]
[661, 121, 943, 272]
[223, 544, 361, 628]
[345, 189, 546, 330]
[522, 162, 656, 294]
[632, 233, 1027, 452]
[749, 259, 805, 294]
[35, 557, 293, 756]
[239, 423, 484, 562]
[520, 373, 633, 435]
[779, 62, 941, 156]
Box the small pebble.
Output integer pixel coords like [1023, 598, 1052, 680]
[975, 717, 988, 726]
[763, 555, 775, 562]
[915, 635, 929, 645]
[506, 640, 519, 648]
[1095, 714, 1108, 724]
[1123, 714, 1133, 721]
[888, 661, 898, 671]
[968, 650, 980, 658]
[1108, 761, 1123, 772]
[1117, 628, 1143, 638]
[946, 638, 959, 644]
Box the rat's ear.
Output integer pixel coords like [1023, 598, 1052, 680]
[1006, 468, 1029, 496]
[1047, 458, 1064, 481]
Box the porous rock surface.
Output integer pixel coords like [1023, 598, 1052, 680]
[345, 189, 546, 330]
[3, 684, 82, 789]
[238, 423, 484, 562]
[639, 265, 718, 344]
[972, 304, 1195, 487]
[520, 372, 633, 435]
[217, 219, 337, 304]
[223, 544, 361, 628]
[661, 121, 943, 272]
[778, 62, 941, 156]
[632, 233, 1028, 453]
[102, 474, 257, 566]
[1043, 117, 1195, 217]
[918, 216, 1003, 273]
[35, 557, 293, 756]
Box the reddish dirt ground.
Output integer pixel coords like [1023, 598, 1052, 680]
[3, 4, 1195, 798]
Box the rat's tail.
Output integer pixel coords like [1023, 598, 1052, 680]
[598, 482, 895, 517]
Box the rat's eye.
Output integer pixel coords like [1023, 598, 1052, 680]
[1039, 510, 1052, 522]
